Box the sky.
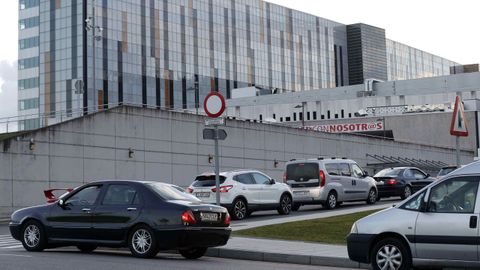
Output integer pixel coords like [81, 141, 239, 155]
[0, 0, 479, 126]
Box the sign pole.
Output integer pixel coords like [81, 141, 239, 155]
[456, 136, 460, 167]
[214, 125, 220, 205]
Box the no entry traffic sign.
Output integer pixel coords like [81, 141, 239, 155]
[204, 92, 226, 118]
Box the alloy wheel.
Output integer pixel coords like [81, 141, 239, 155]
[23, 224, 40, 248]
[376, 244, 403, 270]
[328, 193, 337, 208]
[281, 195, 292, 214]
[404, 186, 412, 198]
[234, 200, 246, 219]
[132, 229, 152, 254]
[368, 189, 377, 203]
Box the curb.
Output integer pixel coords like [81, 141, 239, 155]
[206, 248, 369, 269]
[0, 219, 10, 225]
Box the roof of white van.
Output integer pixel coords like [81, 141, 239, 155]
[448, 161, 480, 176]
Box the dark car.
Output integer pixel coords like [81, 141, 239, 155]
[437, 165, 459, 179]
[374, 167, 435, 200]
[9, 180, 231, 259]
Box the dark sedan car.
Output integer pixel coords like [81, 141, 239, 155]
[374, 167, 435, 200]
[9, 180, 231, 259]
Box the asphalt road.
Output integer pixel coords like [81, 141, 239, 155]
[0, 246, 358, 270]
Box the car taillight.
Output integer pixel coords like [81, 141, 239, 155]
[319, 170, 326, 187]
[224, 212, 231, 226]
[211, 185, 233, 193]
[283, 172, 287, 183]
[181, 210, 196, 225]
[186, 187, 193, 193]
[387, 179, 397, 185]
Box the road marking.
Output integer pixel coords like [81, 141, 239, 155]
[0, 235, 21, 249]
[0, 254, 32, 258]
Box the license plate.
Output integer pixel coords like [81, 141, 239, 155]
[200, 212, 218, 222]
[377, 181, 384, 185]
[195, 192, 210, 198]
[293, 191, 309, 196]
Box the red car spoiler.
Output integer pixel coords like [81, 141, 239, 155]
[44, 188, 73, 203]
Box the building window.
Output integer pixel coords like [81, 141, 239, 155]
[327, 111, 331, 119]
[19, 16, 39, 30]
[19, 118, 40, 130]
[341, 109, 345, 118]
[18, 57, 39, 70]
[335, 114, 338, 119]
[285, 117, 291, 122]
[19, 0, 39, 10]
[293, 112, 297, 121]
[348, 113, 352, 118]
[313, 111, 317, 120]
[321, 115, 325, 120]
[280, 117, 283, 122]
[19, 98, 39, 111]
[307, 112, 310, 120]
[18, 77, 39, 90]
[299, 112, 303, 121]
[19, 36, 39, 50]
[259, 114, 262, 121]
[273, 114, 276, 119]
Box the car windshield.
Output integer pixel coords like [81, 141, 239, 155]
[192, 175, 226, 187]
[374, 168, 403, 177]
[147, 183, 200, 202]
[438, 167, 457, 177]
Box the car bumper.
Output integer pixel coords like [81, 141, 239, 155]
[154, 227, 231, 250]
[346, 233, 376, 264]
[9, 222, 22, 241]
[377, 185, 403, 197]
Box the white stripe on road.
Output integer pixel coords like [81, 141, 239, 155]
[0, 254, 31, 257]
[1, 245, 23, 249]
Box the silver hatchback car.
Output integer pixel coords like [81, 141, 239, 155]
[347, 161, 480, 270]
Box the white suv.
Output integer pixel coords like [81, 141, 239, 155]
[187, 170, 293, 220]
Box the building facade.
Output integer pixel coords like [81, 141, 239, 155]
[18, 0, 458, 130]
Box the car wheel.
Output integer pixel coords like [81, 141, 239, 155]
[325, 191, 337, 209]
[366, 188, 377, 204]
[21, 220, 46, 252]
[292, 204, 301, 211]
[231, 198, 248, 220]
[277, 194, 292, 215]
[179, 247, 207, 259]
[128, 225, 159, 258]
[77, 244, 97, 253]
[400, 186, 412, 200]
[371, 237, 411, 270]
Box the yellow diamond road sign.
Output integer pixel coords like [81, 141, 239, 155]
[450, 96, 468, 137]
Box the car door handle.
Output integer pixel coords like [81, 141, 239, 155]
[127, 207, 137, 212]
[470, 216, 477, 229]
[81, 208, 91, 212]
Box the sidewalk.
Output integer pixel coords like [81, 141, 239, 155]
[207, 236, 369, 269]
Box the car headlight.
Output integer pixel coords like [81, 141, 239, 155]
[350, 222, 358, 234]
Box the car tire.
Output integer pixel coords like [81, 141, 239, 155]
[231, 198, 248, 220]
[400, 186, 412, 200]
[179, 247, 207, 259]
[292, 204, 301, 211]
[325, 191, 337, 210]
[277, 194, 292, 215]
[366, 188, 377, 205]
[21, 220, 47, 252]
[128, 224, 159, 258]
[371, 237, 411, 270]
[77, 244, 97, 253]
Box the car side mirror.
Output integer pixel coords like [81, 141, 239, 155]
[419, 199, 428, 212]
[269, 179, 276, 185]
[426, 174, 430, 178]
[363, 171, 369, 177]
[58, 199, 65, 207]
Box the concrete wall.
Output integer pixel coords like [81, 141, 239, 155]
[0, 106, 474, 217]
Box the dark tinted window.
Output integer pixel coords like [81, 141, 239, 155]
[374, 168, 403, 177]
[286, 163, 319, 181]
[148, 183, 200, 202]
[338, 163, 351, 176]
[325, 163, 340, 176]
[192, 175, 227, 187]
[234, 173, 255, 184]
[412, 169, 427, 180]
[66, 185, 102, 206]
[252, 173, 271, 184]
[102, 185, 138, 205]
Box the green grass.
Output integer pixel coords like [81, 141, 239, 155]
[234, 209, 380, 245]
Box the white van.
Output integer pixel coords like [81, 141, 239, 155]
[284, 158, 377, 210]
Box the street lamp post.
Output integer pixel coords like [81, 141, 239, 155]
[85, 0, 103, 113]
[295, 103, 306, 127]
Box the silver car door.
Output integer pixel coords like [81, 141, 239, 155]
[414, 176, 479, 261]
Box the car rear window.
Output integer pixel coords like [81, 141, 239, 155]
[286, 163, 319, 181]
[192, 175, 227, 187]
[147, 183, 200, 202]
[374, 168, 403, 177]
